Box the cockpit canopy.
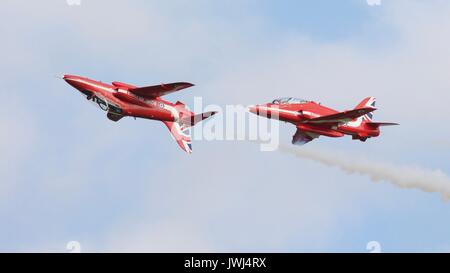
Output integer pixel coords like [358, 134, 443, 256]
[272, 97, 309, 105]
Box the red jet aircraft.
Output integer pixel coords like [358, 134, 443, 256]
[62, 74, 216, 153]
[248, 97, 397, 145]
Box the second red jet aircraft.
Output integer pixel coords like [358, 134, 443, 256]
[248, 97, 398, 145]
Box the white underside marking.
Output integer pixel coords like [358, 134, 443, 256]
[164, 104, 180, 122]
[344, 117, 363, 128]
[257, 106, 301, 116]
[258, 106, 322, 118]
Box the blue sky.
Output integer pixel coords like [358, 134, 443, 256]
[1, 0, 450, 252]
[259, 0, 371, 39]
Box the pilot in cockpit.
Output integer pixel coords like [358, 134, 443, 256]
[272, 97, 309, 105]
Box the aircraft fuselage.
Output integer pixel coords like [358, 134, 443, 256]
[63, 74, 186, 122]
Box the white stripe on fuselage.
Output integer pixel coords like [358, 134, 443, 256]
[164, 104, 180, 122]
[343, 117, 363, 128]
[257, 106, 300, 116]
[257, 106, 320, 118]
[260, 106, 364, 130]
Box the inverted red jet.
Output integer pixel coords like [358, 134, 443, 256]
[62, 74, 216, 153]
[248, 97, 397, 145]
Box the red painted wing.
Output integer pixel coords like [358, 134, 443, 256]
[128, 82, 194, 98]
[292, 129, 318, 145]
[304, 107, 376, 124]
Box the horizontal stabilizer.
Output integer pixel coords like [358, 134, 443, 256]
[180, 111, 218, 127]
[366, 122, 399, 128]
[305, 107, 376, 124]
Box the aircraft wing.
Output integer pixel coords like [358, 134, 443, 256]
[304, 107, 376, 124]
[128, 82, 194, 99]
[292, 129, 319, 145]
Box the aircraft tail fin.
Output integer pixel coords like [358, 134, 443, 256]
[355, 97, 376, 121]
[163, 111, 217, 154]
[163, 121, 193, 154]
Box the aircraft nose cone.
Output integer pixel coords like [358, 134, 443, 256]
[62, 74, 83, 90]
[62, 74, 82, 82]
[248, 105, 259, 115]
[62, 75, 72, 84]
[62, 74, 74, 82]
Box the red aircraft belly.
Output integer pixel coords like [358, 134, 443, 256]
[338, 124, 380, 137]
[123, 105, 175, 121]
[297, 124, 344, 138]
[253, 106, 302, 122]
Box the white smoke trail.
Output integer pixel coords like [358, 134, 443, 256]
[279, 145, 450, 201]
